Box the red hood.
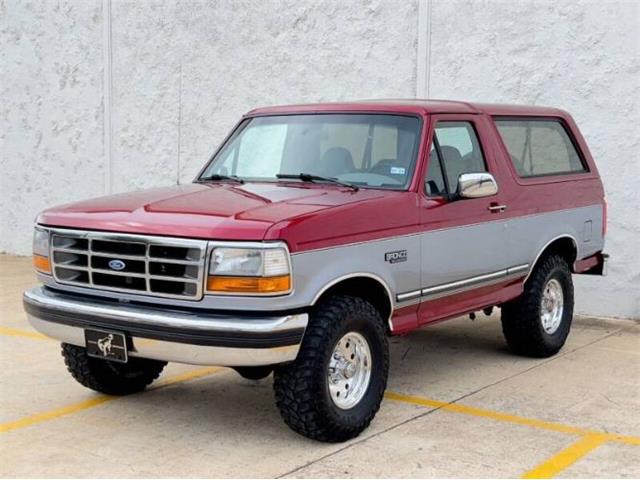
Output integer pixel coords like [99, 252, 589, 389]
[37, 182, 394, 244]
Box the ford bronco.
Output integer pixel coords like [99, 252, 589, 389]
[24, 100, 607, 442]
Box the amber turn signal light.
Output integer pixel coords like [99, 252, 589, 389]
[207, 275, 291, 294]
[33, 255, 51, 274]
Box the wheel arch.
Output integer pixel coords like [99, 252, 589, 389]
[524, 235, 579, 283]
[311, 273, 394, 332]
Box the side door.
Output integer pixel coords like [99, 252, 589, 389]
[418, 114, 510, 324]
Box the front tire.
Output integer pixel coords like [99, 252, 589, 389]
[501, 254, 574, 358]
[273, 295, 389, 442]
[62, 343, 166, 395]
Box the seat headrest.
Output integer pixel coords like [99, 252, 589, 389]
[319, 147, 354, 177]
[439, 145, 463, 164]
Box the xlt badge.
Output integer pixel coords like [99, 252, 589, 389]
[385, 250, 407, 264]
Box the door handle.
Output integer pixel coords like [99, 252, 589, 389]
[488, 203, 507, 213]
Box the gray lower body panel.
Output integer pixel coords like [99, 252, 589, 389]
[30, 204, 604, 337]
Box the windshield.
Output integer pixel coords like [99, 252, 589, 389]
[200, 114, 422, 190]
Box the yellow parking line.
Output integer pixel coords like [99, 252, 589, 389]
[521, 433, 609, 479]
[0, 396, 114, 434]
[0, 366, 222, 434]
[4, 322, 639, 453]
[384, 391, 640, 446]
[607, 433, 640, 446]
[0, 326, 49, 341]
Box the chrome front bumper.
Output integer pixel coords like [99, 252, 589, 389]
[23, 287, 308, 367]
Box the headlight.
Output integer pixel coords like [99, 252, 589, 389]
[207, 246, 291, 295]
[33, 227, 51, 274]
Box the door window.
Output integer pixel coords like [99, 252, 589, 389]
[425, 121, 487, 196]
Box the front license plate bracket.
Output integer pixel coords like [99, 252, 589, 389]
[85, 328, 128, 363]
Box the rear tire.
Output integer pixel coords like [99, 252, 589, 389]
[62, 343, 166, 395]
[501, 254, 574, 358]
[273, 295, 389, 442]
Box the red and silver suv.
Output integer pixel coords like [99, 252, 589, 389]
[24, 100, 607, 442]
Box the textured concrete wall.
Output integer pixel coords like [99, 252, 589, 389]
[1, 0, 638, 318]
[426, 0, 640, 318]
[2, 0, 419, 250]
[1, 0, 104, 251]
[109, 0, 419, 190]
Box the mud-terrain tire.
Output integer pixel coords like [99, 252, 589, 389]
[501, 254, 574, 358]
[233, 366, 273, 380]
[273, 295, 389, 442]
[62, 343, 166, 395]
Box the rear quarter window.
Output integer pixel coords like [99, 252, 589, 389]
[494, 118, 587, 177]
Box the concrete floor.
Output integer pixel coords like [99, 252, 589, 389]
[1, 254, 638, 478]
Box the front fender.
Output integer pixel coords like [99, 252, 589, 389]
[290, 234, 421, 310]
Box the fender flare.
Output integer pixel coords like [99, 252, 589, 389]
[523, 234, 579, 284]
[310, 272, 395, 330]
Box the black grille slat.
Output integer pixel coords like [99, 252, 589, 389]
[53, 251, 88, 267]
[149, 245, 201, 261]
[92, 239, 146, 256]
[150, 279, 198, 296]
[93, 273, 147, 291]
[52, 237, 88, 250]
[55, 267, 89, 284]
[149, 262, 199, 279]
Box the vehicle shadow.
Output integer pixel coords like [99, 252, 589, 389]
[110, 314, 523, 439]
[389, 314, 513, 359]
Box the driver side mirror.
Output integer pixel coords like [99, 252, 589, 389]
[457, 173, 498, 199]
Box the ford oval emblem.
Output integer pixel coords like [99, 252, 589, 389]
[108, 259, 126, 271]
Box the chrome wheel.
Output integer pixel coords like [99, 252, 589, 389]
[328, 332, 372, 410]
[540, 278, 564, 334]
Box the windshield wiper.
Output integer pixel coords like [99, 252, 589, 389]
[276, 173, 359, 191]
[196, 174, 244, 184]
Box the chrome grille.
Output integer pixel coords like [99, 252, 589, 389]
[49, 229, 207, 300]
